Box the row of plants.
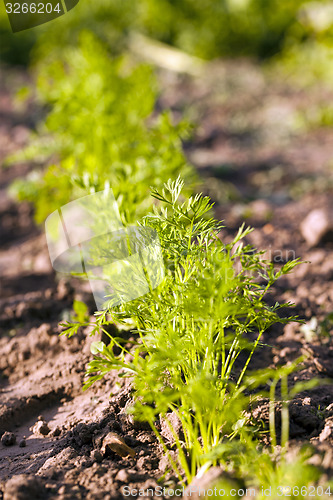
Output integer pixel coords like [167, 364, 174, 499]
[9, 31, 195, 224]
[3, 1, 333, 129]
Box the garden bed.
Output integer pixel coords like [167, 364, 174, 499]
[1, 60, 333, 499]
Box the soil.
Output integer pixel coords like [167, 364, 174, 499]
[1, 60, 333, 499]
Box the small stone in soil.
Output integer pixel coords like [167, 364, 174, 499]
[32, 420, 50, 436]
[19, 438, 26, 447]
[300, 209, 333, 247]
[1, 431, 16, 446]
[101, 432, 136, 458]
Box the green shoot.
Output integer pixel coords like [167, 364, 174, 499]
[63, 178, 306, 483]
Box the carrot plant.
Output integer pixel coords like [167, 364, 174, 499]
[62, 177, 304, 483]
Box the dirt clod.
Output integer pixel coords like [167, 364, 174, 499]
[32, 420, 50, 436]
[115, 469, 130, 482]
[50, 426, 61, 437]
[1, 431, 16, 446]
[92, 450, 103, 463]
[4, 474, 46, 500]
[184, 467, 241, 499]
[115, 468, 138, 483]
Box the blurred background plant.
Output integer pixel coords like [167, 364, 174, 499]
[1, 0, 333, 65]
[7, 30, 195, 224]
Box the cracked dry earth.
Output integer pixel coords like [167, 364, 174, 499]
[1, 61, 333, 499]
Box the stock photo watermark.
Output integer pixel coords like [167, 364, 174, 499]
[122, 484, 331, 497]
[3, 0, 80, 32]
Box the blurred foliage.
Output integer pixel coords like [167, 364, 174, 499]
[278, 40, 333, 87]
[9, 32, 195, 223]
[30, 0, 136, 63]
[275, 1, 333, 86]
[0, 8, 37, 64]
[2, 0, 333, 65]
[136, 0, 308, 59]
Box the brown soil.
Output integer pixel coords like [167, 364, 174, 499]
[1, 61, 333, 498]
